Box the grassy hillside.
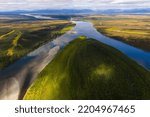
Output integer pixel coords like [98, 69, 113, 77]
[24, 37, 150, 100]
[0, 18, 74, 70]
[86, 15, 150, 52]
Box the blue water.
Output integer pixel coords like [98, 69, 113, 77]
[0, 21, 150, 77]
[0, 21, 150, 100]
[73, 21, 150, 70]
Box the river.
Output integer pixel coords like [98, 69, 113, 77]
[0, 21, 150, 100]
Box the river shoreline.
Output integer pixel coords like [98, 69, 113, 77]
[0, 21, 150, 100]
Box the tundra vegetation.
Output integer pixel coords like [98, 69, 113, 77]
[0, 16, 74, 70]
[24, 36, 150, 100]
[85, 15, 150, 52]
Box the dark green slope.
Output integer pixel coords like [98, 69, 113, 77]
[24, 37, 150, 100]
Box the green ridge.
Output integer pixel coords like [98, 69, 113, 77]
[24, 37, 150, 100]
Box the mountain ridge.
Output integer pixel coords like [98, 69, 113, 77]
[0, 8, 150, 15]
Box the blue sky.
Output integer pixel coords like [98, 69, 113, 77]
[0, 0, 150, 11]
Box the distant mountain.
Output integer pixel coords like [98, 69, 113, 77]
[0, 8, 150, 15]
[0, 9, 94, 15]
[31, 9, 94, 14]
[97, 8, 150, 14]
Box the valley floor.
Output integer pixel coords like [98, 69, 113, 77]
[0, 16, 74, 70]
[85, 15, 150, 52]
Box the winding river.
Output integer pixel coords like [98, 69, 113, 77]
[0, 21, 150, 100]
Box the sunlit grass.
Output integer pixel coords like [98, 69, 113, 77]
[78, 36, 87, 40]
[105, 27, 149, 35]
[60, 26, 74, 33]
[92, 64, 113, 80]
[12, 31, 22, 46]
[7, 31, 22, 56]
[0, 30, 15, 40]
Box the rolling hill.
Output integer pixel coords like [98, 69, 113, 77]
[24, 36, 150, 100]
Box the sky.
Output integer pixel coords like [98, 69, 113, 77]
[0, 0, 150, 11]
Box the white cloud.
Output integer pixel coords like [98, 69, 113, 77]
[0, 0, 150, 11]
[111, 0, 150, 4]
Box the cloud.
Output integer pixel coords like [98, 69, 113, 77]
[0, 0, 150, 11]
[111, 0, 150, 4]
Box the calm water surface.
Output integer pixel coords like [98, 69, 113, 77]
[0, 21, 150, 99]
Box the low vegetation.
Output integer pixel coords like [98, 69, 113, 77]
[24, 37, 150, 100]
[0, 17, 74, 70]
[86, 15, 150, 51]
